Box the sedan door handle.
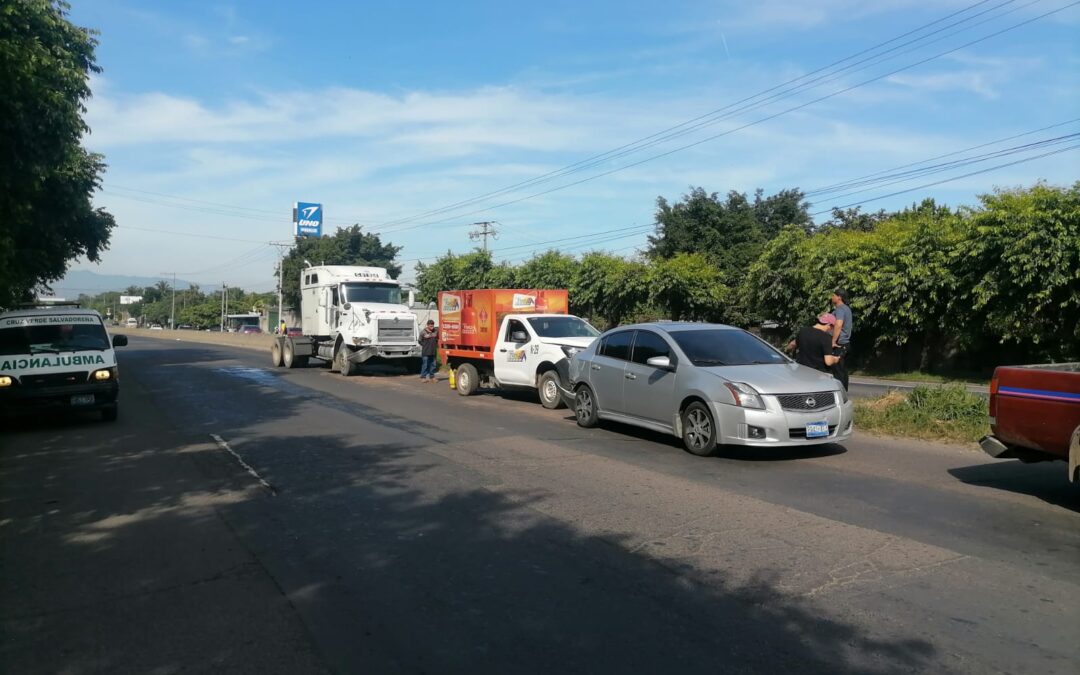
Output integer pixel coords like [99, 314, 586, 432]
[625, 373, 637, 380]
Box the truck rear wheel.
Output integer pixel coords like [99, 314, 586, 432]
[456, 363, 479, 396]
[271, 339, 284, 367]
[538, 371, 566, 410]
[336, 344, 358, 376]
[283, 338, 298, 368]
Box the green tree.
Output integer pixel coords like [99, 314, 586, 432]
[0, 1, 115, 307]
[571, 252, 649, 328]
[514, 250, 578, 289]
[647, 252, 729, 322]
[954, 182, 1080, 358]
[280, 225, 402, 309]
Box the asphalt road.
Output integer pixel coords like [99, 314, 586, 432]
[2, 337, 1076, 674]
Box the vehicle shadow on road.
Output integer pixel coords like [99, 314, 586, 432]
[948, 462, 1080, 513]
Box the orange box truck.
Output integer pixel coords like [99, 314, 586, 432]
[438, 289, 599, 408]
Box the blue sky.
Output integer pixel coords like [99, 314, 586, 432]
[67, 0, 1079, 293]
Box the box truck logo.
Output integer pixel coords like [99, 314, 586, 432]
[511, 293, 537, 310]
[441, 294, 461, 315]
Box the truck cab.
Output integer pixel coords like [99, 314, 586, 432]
[272, 265, 420, 375]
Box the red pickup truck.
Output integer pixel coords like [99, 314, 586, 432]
[979, 363, 1080, 481]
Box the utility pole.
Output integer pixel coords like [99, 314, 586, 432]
[269, 241, 293, 332]
[468, 221, 499, 252]
[221, 283, 226, 332]
[160, 272, 177, 329]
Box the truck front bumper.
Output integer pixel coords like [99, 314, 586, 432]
[349, 344, 421, 363]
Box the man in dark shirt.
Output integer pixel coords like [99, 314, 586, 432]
[788, 314, 840, 375]
[418, 320, 439, 382]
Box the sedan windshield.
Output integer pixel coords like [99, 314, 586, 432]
[0, 321, 110, 355]
[670, 329, 789, 367]
[342, 283, 401, 305]
[527, 316, 600, 338]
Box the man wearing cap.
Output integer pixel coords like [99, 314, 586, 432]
[788, 314, 841, 375]
[830, 289, 853, 389]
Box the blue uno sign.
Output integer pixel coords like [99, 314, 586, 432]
[294, 202, 323, 237]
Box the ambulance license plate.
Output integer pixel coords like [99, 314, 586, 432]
[805, 421, 829, 438]
[71, 394, 95, 406]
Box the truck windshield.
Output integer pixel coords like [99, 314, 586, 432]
[527, 316, 600, 338]
[342, 283, 401, 305]
[0, 321, 110, 355]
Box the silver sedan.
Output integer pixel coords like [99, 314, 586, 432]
[567, 322, 853, 456]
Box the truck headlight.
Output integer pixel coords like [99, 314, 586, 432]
[723, 382, 765, 409]
[0, 375, 12, 387]
[353, 337, 371, 346]
[561, 345, 582, 358]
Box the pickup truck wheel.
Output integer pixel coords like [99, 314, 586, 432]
[681, 402, 718, 457]
[336, 345, 358, 376]
[456, 363, 479, 396]
[271, 340, 284, 367]
[575, 386, 599, 428]
[538, 371, 565, 410]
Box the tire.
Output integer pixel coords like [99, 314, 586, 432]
[538, 371, 565, 410]
[455, 363, 479, 396]
[681, 402, 718, 457]
[101, 404, 118, 422]
[574, 385, 599, 428]
[271, 340, 284, 367]
[336, 344, 358, 376]
[283, 339, 297, 368]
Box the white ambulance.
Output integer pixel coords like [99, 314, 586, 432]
[0, 305, 128, 421]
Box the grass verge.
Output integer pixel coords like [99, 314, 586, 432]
[852, 370, 987, 386]
[854, 384, 989, 444]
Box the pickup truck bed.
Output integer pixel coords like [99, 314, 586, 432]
[979, 363, 1080, 481]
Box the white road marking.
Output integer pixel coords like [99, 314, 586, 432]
[210, 434, 277, 496]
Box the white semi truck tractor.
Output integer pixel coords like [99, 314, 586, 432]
[271, 265, 421, 375]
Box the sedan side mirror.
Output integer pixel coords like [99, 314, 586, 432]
[646, 355, 673, 370]
[112, 335, 128, 347]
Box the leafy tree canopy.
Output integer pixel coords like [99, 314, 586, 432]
[0, 0, 115, 308]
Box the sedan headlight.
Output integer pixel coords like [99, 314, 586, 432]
[561, 345, 583, 358]
[724, 382, 765, 409]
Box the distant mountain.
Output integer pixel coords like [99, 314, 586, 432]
[48, 269, 194, 296]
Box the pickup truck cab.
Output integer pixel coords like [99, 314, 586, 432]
[485, 313, 599, 407]
[0, 306, 128, 421]
[979, 363, 1080, 481]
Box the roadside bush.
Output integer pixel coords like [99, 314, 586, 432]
[855, 384, 988, 444]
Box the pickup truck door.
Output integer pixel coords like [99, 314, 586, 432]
[494, 318, 535, 386]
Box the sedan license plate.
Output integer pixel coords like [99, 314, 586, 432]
[70, 394, 95, 406]
[805, 421, 829, 439]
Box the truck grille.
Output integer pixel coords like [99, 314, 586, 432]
[377, 319, 414, 343]
[776, 392, 835, 412]
[20, 371, 88, 388]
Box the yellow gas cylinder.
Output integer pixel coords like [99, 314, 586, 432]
[448, 368, 455, 389]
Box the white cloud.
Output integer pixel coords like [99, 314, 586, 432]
[886, 71, 1000, 99]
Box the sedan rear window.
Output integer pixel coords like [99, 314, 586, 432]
[670, 329, 788, 367]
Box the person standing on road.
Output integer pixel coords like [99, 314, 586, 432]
[787, 314, 841, 375]
[830, 288, 853, 390]
[419, 320, 439, 383]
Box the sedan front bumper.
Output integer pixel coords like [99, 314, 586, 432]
[711, 397, 854, 447]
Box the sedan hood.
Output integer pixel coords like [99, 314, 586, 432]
[702, 362, 839, 394]
[541, 336, 597, 350]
